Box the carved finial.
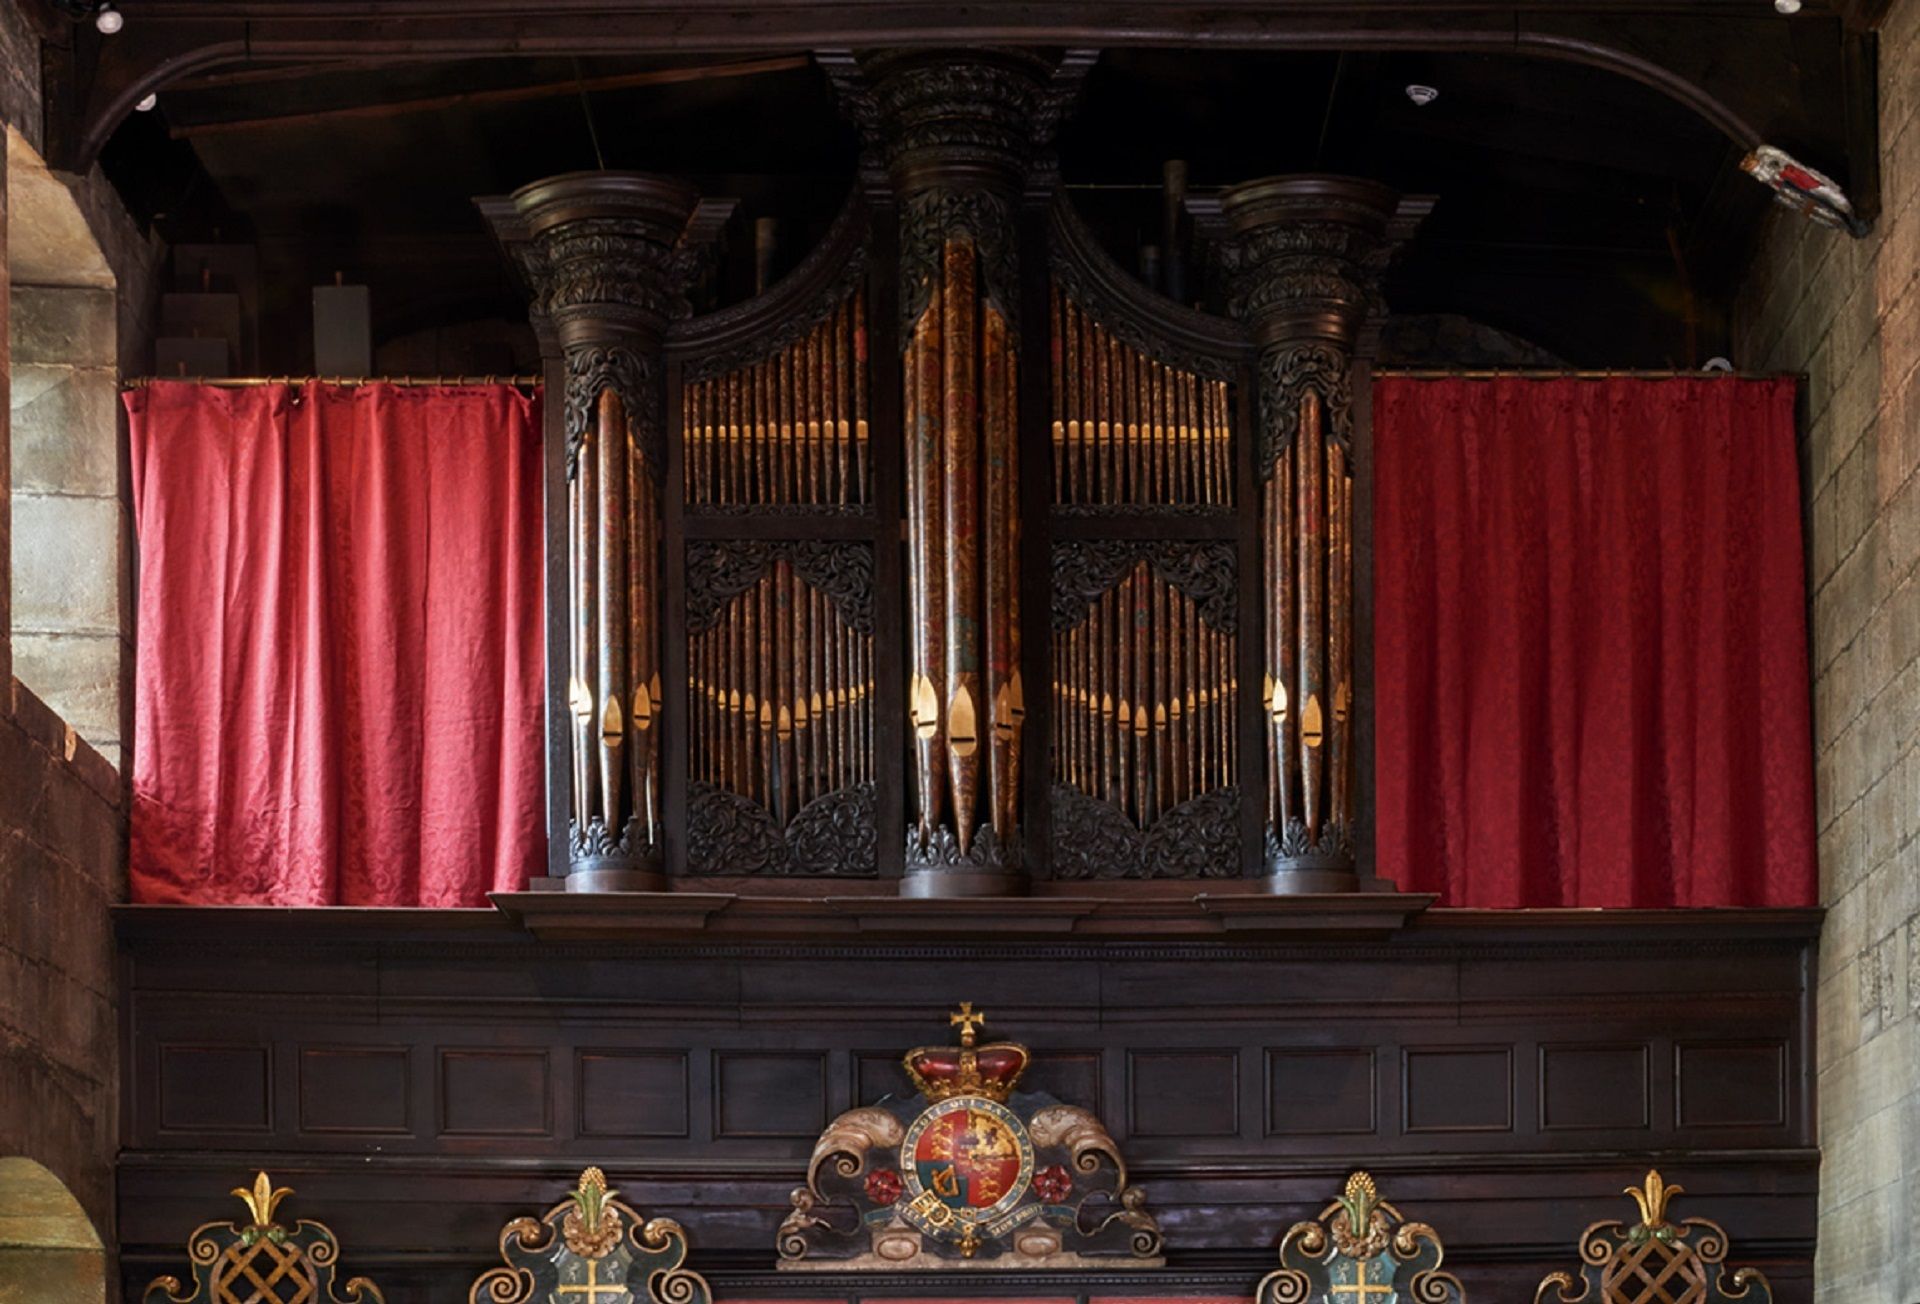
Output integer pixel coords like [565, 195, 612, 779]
[1626, 1169, 1682, 1230]
[1337, 1171, 1380, 1240]
[231, 1172, 293, 1228]
[950, 1001, 986, 1047]
[562, 1166, 626, 1259]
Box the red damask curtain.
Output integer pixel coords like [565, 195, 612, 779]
[126, 381, 545, 906]
[1373, 376, 1816, 907]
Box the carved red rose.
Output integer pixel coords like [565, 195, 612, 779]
[865, 1167, 903, 1205]
[1033, 1164, 1074, 1204]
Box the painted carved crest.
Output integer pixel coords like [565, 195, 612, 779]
[145, 1172, 383, 1304]
[1535, 1170, 1772, 1304]
[1257, 1172, 1464, 1304]
[778, 1003, 1162, 1268]
[470, 1167, 712, 1304]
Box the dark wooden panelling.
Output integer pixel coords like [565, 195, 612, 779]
[438, 1049, 551, 1137]
[578, 1051, 690, 1138]
[158, 1044, 271, 1134]
[1265, 1049, 1375, 1136]
[1128, 1051, 1239, 1138]
[115, 907, 1821, 1303]
[1676, 1041, 1788, 1128]
[715, 1052, 828, 1138]
[1539, 1044, 1648, 1131]
[1402, 1048, 1513, 1133]
[299, 1046, 410, 1135]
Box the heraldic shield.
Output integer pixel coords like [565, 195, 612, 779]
[470, 1168, 713, 1304]
[144, 1172, 384, 1304]
[1257, 1172, 1465, 1304]
[777, 1003, 1163, 1269]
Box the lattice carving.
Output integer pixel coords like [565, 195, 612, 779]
[145, 1172, 383, 1304]
[1534, 1170, 1773, 1304]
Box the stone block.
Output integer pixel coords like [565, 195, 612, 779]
[8, 633, 120, 760]
[8, 494, 122, 636]
[8, 287, 114, 368]
[8, 363, 119, 497]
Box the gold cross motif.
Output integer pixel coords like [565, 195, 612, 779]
[1329, 1257, 1393, 1303]
[950, 1002, 986, 1047]
[557, 1258, 626, 1303]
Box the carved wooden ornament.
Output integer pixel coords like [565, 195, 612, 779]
[145, 1172, 383, 1304]
[471, 1167, 712, 1304]
[1257, 1171, 1464, 1304]
[1535, 1170, 1772, 1304]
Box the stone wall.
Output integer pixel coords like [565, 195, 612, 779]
[0, 6, 156, 1269]
[1731, 3, 1920, 1300]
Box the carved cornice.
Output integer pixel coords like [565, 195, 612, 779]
[672, 189, 872, 382]
[684, 540, 875, 634]
[1051, 539, 1237, 633]
[1047, 195, 1248, 380]
[511, 172, 703, 479]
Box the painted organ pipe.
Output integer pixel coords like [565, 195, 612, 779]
[859, 49, 1053, 894]
[1220, 175, 1407, 892]
[514, 172, 701, 889]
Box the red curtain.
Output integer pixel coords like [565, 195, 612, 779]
[1373, 376, 1816, 908]
[126, 382, 545, 906]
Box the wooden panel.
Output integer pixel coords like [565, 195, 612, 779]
[1265, 1048, 1374, 1135]
[715, 1051, 828, 1138]
[114, 907, 1821, 1303]
[1539, 1044, 1648, 1131]
[578, 1051, 690, 1138]
[1676, 1041, 1788, 1128]
[438, 1049, 551, 1137]
[158, 1044, 271, 1134]
[1127, 1050, 1238, 1138]
[299, 1046, 410, 1135]
[1402, 1047, 1512, 1133]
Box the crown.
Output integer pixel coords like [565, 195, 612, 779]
[901, 1002, 1031, 1103]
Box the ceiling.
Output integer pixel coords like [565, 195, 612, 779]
[82, 6, 1873, 371]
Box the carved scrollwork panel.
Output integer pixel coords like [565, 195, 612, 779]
[1049, 785, 1240, 881]
[1051, 540, 1237, 632]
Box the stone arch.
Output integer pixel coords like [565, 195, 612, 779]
[0, 1157, 106, 1302]
[6, 125, 125, 768]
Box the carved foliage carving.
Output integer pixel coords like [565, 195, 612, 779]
[1050, 785, 1240, 881]
[1256, 342, 1353, 469]
[565, 345, 659, 481]
[687, 781, 877, 876]
[684, 541, 874, 634]
[1051, 540, 1237, 633]
[901, 188, 1020, 337]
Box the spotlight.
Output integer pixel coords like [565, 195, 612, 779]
[1774, 0, 1802, 12]
[135, 93, 157, 112]
[94, 3, 123, 33]
[1405, 84, 1439, 107]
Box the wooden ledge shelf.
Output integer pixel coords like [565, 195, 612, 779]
[485, 889, 1439, 941]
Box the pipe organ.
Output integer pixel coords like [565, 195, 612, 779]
[484, 50, 1424, 896]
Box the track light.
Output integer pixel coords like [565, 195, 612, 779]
[1405, 84, 1439, 107]
[135, 93, 157, 112]
[95, 3, 122, 33]
[1774, 0, 1802, 12]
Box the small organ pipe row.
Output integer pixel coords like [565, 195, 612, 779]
[684, 292, 871, 507]
[1049, 285, 1232, 509]
[690, 561, 874, 826]
[1052, 563, 1237, 829]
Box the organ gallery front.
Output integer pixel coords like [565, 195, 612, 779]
[483, 47, 1429, 896]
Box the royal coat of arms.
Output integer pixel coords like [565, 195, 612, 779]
[778, 1003, 1162, 1269]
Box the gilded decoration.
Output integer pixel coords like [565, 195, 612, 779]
[778, 1003, 1162, 1269]
[470, 1167, 711, 1304]
[1534, 1170, 1773, 1304]
[144, 1172, 384, 1304]
[1257, 1171, 1465, 1304]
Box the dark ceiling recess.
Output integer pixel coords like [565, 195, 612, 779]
[93, 15, 1866, 372]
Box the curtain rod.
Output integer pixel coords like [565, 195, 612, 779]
[124, 375, 543, 389]
[1376, 367, 1803, 381]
